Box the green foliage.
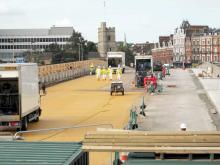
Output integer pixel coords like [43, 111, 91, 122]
[46, 30, 98, 64]
[46, 43, 61, 52]
[117, 43, 134, 66]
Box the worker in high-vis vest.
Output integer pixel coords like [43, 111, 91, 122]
[108, 66, 113, 80]
[116, 66, 122, 80]
[89, 63, 94, 75]
[101, 66, 107, 80]
[96, 66, 101, 80]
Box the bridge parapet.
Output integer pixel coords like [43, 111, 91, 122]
[38, 60, 106, 86]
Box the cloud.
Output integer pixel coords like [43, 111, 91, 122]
[0, 4, 25, 15]
[55, 18, 73, 26]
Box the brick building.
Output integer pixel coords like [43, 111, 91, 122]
[152, 41, 173, 65]
[159, 35, 173, 47]
[132, 42, 154, 55]
[192, 33, 220, 62]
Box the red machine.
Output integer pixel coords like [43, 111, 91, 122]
[144, 75, 157, 90]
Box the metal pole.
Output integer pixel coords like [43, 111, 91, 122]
[13, 39, 15, 63]
[82, 44, 84, 61]
[78, 44, 81, 61]
[13, 123, 113, 140]
[31, 42, 33, 62]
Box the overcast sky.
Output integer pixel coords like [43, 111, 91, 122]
[0, 0, 220, 43]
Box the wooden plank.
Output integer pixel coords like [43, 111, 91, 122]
[86, 130, 220, 135]
[83, 142, 220, 147]
[83, 130, 220, 153]
[82, 146, 220, 153]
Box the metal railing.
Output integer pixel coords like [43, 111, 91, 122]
[13, 123, 113, 140]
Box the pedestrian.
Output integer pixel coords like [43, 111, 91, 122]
[116, 65, 122, 80]
[108, 66, 113, 80]
[96, 66, 101, 81]
[89, 63, 94, 75]
[102, 66, 107, 80]
[180, 123, 187, 131]
[42, 83, 46, 95]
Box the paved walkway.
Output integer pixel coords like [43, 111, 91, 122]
[138, 69, 216, 131]
[192, 68, 220, 113]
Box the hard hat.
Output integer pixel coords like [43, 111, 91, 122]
[109, 65, 111, 68]
[180, 123, 187, 130]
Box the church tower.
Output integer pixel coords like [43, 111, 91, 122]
[98, 22, 117, 58]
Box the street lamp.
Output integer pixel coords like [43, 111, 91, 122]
[82, 41, 87, 61]
[77, 43, 81, 61]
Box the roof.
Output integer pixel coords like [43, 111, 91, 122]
[125, 159, 220, 165]
[0, 141, 83, 165]
[0, 27, 73, 37]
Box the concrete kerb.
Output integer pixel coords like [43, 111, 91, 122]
[191, 69, 220, 130]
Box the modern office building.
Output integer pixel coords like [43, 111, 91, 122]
[0, 26, 73, 62]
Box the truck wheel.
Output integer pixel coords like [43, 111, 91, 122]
[122, 91, 124, 95]
[33, 116, 39, 122]
[21, 117, 28, 131]
[33, 110, 40, 122]
[110, 92, 113, 96]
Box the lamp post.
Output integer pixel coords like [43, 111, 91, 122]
[78, 37, 83, 61]
[78, 43, 81, 61]
[82, 41, 87, 61]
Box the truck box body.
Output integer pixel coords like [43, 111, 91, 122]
[0, 63, 40, 130]
[135, 55, 153, 87]
[107, 52, 125, 73]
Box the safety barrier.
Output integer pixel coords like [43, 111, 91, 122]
[38, 60, 106, 86]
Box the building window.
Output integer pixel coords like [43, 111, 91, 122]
[107, 35, 111, 41]
[207, 40, 210, 45]
[207, 48, 210, 53]
[207, 56, 210, 62]
[193, 40, 195, 45]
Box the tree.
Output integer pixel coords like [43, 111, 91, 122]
[64, 30, 88, 61]
[45, 43, 63, 64]
[46, 43, 61, 52]
[117, 43, 134, 66]
[46, 30, 98, 63]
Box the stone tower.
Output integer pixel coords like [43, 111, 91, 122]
[98, 22, 117, 58]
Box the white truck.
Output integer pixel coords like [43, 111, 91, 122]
[0, 63, 41, 131]
[107, 52, 125, 73]
[135, 55, 153, 87]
